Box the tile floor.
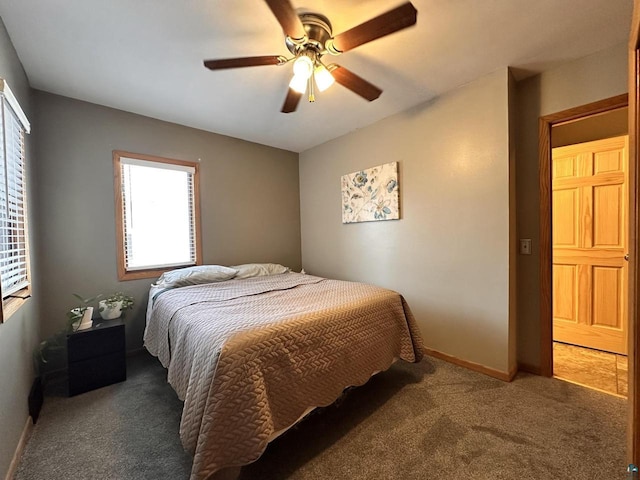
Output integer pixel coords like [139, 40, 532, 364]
[553, 341, 628, 397]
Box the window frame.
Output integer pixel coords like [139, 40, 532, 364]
[112, 150, 202, 281]
[0, 78, 31, 323]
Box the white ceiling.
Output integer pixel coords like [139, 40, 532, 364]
[0, 0, 633, 152]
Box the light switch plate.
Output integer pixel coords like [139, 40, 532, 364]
[520, 239, 532, 255]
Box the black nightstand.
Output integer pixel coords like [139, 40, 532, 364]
[67, 318, 126, 396]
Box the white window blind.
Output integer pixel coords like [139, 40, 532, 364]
[0, 80, 29, 299]
[119, 157, 197, 271]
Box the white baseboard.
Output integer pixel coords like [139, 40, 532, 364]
[4, 416, 32, 480]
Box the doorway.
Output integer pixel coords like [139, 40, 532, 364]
[539, 94, 629, 375]
[550, 110, 629, 396]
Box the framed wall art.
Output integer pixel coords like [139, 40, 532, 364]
[341, 161, 399, 223]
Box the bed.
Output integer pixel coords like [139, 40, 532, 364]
[144, 266, 424, 480]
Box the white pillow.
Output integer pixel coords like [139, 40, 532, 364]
[156, 265, 238, 288]
[231, 263, 290, 280]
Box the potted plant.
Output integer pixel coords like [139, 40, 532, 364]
[36, 293, 102, 377]
[67, 293, 102, 331]
[98, 292, 134, 320]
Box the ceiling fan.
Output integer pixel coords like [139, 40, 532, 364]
[203, 0, 418, 113]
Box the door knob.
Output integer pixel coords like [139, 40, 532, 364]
[625, 254, 630, 261]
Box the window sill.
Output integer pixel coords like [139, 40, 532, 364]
[2, 286, 31, 322]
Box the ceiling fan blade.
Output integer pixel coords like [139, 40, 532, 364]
[331, 66, 382, 102]
[264, 0, 306, 41]
[281, 88, 302, 113]
[203, 56, 286, 70]
[329, 2, 417, 53]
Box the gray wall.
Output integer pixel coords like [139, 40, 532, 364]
[300, 69, 515, 374]
[0, 18, 40, 480]
[516, 43, 628, 369]
[33, 91, 301, 348]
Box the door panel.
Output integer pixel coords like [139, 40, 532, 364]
[552, 189, 579, 246]
[593, 184, 623, 247]
[594, 148, 623, 174]
[554, 154, 577, 178]
[553, 265, 576, 321]
[552, 135, 629, 354]
[592, 266, 621, 328]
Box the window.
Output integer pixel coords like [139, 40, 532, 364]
[113, 151, 202, 281]
[0, 78, 31, 322]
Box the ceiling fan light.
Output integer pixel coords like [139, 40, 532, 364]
[289, 74, 307, 94]
[314, 64, 335, 92]
[292, 55, 314, 79]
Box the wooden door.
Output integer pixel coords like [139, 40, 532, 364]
[552, 135, 629, 354]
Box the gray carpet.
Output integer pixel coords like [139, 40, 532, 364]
[15, 352, 627, 479]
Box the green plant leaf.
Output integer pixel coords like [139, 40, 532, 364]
[72, 293, 103, 305]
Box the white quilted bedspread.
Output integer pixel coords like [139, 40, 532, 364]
[144, 273, 424, 479]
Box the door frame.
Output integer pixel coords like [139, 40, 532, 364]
[538, 93, 629, 379]
[628, 0, 640, 465]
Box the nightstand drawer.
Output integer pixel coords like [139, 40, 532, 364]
[67, 323, 125, 362]
[68, 351, 126, 396]
[66, 318, 127, 396]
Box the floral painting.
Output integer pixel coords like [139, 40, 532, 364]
[341, 162, 399, 223]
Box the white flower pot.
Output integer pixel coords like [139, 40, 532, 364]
[99, 300, 122, 320]
[77, 306, 93, 331]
